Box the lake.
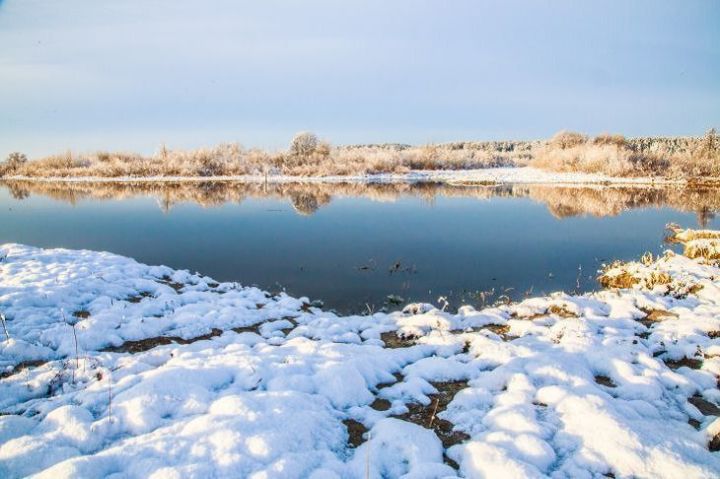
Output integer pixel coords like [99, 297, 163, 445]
[1, 180, 718, 313]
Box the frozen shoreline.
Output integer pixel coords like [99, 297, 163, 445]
[1, 239, 720, 477]
[2, 167, 691, 186]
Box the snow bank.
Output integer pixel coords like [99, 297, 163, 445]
[1, 239, 720, 478]
[5, 166, 686, 186]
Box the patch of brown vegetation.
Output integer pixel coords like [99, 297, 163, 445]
[380, 331, 416, 349]
[231, 324, 262, 335]
[280, 318, 298, 336]
[102, 328, 223, 354]
[637, 307, 678, 328]
[688, 395, 720, 416]
[376, 372, 405, 390]
[126, 291, 154, 303]
[394, 380, 470, 449]
[157, 276, 184, 291]
[370, 398, 391, 411]
[710, 434, 720, 452]
[594, 375, 617, 388]
[547, 305, 578, 318]
[0, 359, 48, 380]
[343, 419, 368, 448]
[664, 357, 703, 370]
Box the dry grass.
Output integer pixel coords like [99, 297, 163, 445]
[530, 129, 720, 178]
[2, 130, 717, 179]
[0, 139, 532, 179]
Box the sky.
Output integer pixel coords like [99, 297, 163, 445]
[1, 0, 718, 158]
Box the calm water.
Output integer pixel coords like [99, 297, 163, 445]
[1, 181, 719, 313]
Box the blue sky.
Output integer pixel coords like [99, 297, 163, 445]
[1, 0, 718, 158]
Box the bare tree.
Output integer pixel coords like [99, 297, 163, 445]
[289, 132, 319, 157]
[0, 152, 28, 176]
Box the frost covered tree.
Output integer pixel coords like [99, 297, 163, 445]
[289, 132, 319, 157]
[0, 152, 27, 176]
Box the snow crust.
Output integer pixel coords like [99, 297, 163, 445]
[1, 242, 720, 478]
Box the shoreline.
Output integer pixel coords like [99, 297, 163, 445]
[0, 167, 696, 187]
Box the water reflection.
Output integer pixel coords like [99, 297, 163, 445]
[3, 180, 718, 225]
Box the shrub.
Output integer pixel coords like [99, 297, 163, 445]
[593, 134, 627, 148]
[548, 131, 587, 149]
[289, 132, 319, 157]
[0, 152, 28, 176]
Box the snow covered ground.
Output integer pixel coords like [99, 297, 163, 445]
[5, 166, 687, 186]
[1, 235, 720, 478]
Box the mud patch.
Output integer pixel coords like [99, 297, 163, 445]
[232, 324, 262, 335]
[376, 372, 404, 390]
[380, 331, 416, 349]
[710, 433, 720, 452]
[370, 398, 391, 411]
[126, 291, 154, 303]
[343, 419, 368, 448]
[102, 328, 223, 354]
[547, 305, 577, 318]
[689, 395, 720, 416]
[594, 375, 617, 388]
[394, 380, 470, 449]
[665, 356, 703, 370]
[157, 276, 184, 292]
[638, 308, 678, 328]
[0, 359, 48, 380]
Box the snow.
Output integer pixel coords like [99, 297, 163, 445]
[6, 166, 686, 186]
[1, 240, 720, 478]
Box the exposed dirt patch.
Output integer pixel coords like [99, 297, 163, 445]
[343, 419, 368, 448]
[380, 331, 416, 349]
[0, 359, 48, 380]
[483, 324, 513, 340]
[689, 395, 720, 416]
[708, 331, 720, 339]
[280, 318, 298, 336]
[157, 276, 184, 292]
[370, 398, 391, 411]
[595, 375, 617, 388]
[376, 372, 404, 390]
[665, 356, 703, 370]
[689, 418, 701, 429]
[73, 310, 90, 319]
[547, 305, 578, 318]
[394, 380, 470, 449]
[231, 324, 262, 335]
[102, 328, 224, 354]
[460, 324, 514, 341]
[710, 433, 720, 452]
[126, 291, 154, 303]
[638, 307, 678, 328]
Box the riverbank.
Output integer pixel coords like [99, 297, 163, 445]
[2, 130, 718, 181]
[1, 166, 708, 186]
[1, 230, 720, 477]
